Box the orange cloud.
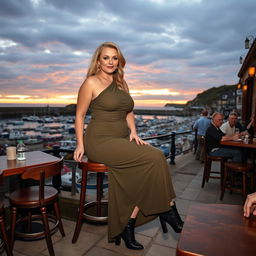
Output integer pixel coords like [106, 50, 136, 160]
[130, 88, 179, 96]
[134, 99, 187, 107]
[0, 96, 76, 105]
[128, 63, 169, 74]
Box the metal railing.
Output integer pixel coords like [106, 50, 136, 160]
[143, 129, 195, 164]
[43, 148, 78, 195]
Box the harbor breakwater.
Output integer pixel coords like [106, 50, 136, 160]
[0, 105, 200, 119]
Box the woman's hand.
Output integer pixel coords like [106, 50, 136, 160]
[73, 145, 84, 162]
[239, 131, 247, 136]
[129, 132, 149, 145]
[244, 192, 256, 217]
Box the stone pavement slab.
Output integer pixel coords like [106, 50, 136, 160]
[136, 218, 160, 238]
[85, 246, 125, 256]
[41, 231, 101, 256]
[97, 233, 152, 256]
[145, 244, 176, 256]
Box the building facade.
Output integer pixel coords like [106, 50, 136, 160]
[237, 38, 256, 133]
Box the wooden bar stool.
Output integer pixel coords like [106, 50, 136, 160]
[0, 171, 13, 256]
[72, 161, 109, 243]
[201, 154, 227, 188]
[220, 162, 255, 200]
[8, 159, 65, 256]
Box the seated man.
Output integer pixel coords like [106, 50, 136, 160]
[205, 112, 242, 162]
[220, 111, 249, 136]
[220, 112, 239, 135]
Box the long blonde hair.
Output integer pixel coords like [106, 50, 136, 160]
[86, 42, 127, 91]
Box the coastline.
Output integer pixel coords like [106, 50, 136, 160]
[0, 138, 45, 151]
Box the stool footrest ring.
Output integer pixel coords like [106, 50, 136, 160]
[15, 214, 59, 241]
[83, 200, 108, 223]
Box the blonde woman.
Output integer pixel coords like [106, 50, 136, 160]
[74, 42, 183, 250]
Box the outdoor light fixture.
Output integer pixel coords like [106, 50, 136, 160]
[243, 84, 248, 91]
[237, 83, 241, 89]
[239, 55, 244, 64]
[245, 35, 255, 49]
[248, 66, 256, 77]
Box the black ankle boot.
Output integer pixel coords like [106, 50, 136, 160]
[159, 202, 184, 233]
[118, 218, 144, 250]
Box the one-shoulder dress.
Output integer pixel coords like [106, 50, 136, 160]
[84, 81, 176, 240]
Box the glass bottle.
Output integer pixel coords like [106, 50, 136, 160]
[243, 134, 249, 144]
[17, 140, 26, 160]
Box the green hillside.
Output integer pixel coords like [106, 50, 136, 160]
[186, 84, 237, 106]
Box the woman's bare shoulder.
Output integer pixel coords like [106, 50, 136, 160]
[81, 76, 98, 89]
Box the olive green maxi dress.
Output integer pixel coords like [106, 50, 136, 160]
[84, 81, 176, 240]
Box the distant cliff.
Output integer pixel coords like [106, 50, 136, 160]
[164, 103, 186, 108]
[186, 84, 237, 107]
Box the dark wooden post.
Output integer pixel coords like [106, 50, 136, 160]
[70, 161, 78, 196]
[52, 149, 61, 158]
[52, 149, 61, 192]
[169, 132, 176, 165]
[194, 129, 198, 154]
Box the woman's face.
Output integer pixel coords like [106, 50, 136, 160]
[98, 47, 119, 74]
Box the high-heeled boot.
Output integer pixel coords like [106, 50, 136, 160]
[159, 202, 184, 233]
[114, 218, 144, 250]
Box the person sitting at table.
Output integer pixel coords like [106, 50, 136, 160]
[205, 112, 242, 162]
[244, 113, 255, 137]
[234, 112, 255, 137]
[220, 112, 239, 136]
[244, 192, 256, 217]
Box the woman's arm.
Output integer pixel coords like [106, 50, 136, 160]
[123, 81, 148, 145]
[221, 133, 239, 141]
[126, 111, 148, 145]
[126, 111, 137, 135]
[73, 79, 93, 162]
[246, 116, 254, 130]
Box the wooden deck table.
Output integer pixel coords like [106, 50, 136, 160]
[0, 151, 62, 236]
[0, 151, 60, 176]
[221, 139, 256, 164]
[176, 204, 256, 256]
[220, 139, 256, 149]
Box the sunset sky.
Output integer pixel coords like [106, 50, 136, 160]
[1, 0, 256, 108]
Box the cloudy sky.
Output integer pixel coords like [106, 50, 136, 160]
[0, 0, 255, 107]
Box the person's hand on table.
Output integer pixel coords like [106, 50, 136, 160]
[232, 133, 240, 141]
[244, 192, 256, 218]
[239, 131, 247, 136]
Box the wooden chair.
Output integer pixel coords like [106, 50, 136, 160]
[0, 171, 13, 256]
[220, 162, 255, 200]
[201, 138, 228, 188]
[201, 154, 227, 188]
[72, 161, 109, 243]
[8, 159, 65, 256]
